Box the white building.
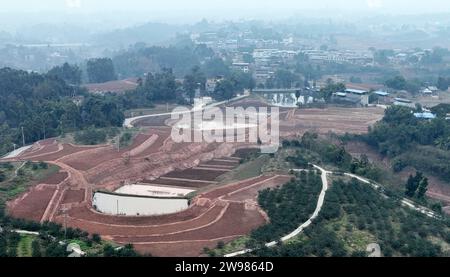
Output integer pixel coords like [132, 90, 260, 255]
[232, 62, 250, 73]
[93, 192, 189, 216]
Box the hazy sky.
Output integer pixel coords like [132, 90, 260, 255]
[1, 0, 450, 31]
[2, 0, 450, 15]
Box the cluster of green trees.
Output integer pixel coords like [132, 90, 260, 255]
[0, 68, 127, 156]
[249, 170, 322, 244]
[284, 133, 383, 182]
[183, 66, 207, 103]
[0, 163, 13, 182]
[0, 209, 142, 257]
[421, 47, 449, 65]
[385, 75, 421, 93]
[364, 105, 450, 182]
[47, 62, 82, 85]
[73, 127, 126, 146]
[113, 45, 215, 78]
[252, 179, 450, 257]
[136, 68, 177, 102]
[437, 77, 450, 91]
[405, 172, 428, 199]
[265, 69, 300, 89]
[47, 59, 117, 85]
[319, 80, 346, 101]
[86, 58, 117, 83]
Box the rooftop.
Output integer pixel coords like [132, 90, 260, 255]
[374, 91, 389, 96]
[346, 88, 367, 95]
[414, 112, 436, 119]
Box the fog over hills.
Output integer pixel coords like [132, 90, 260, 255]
[1, 0, 450, 33]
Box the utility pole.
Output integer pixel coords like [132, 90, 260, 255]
[21, 127, 25, 147]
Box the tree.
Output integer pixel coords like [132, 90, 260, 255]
[213, 79, 235, 101]
[217, 241, 225, 249]
[87, 58, 117, 83]
[271, 69, 299, 89]
[92, 233, 101, 244]
[320, 80, 346, 101]
[437, 77, 449, 91]
[0, 171, 5, 182]
[417, 177, 429, 199]
[47, 63, 82, 85]
[202, 58, 230, 78]
[405, 174, 419, 197]
[31, 240, 42, 257]
[405, 172, 427, 198]
[137, 68, 178, 102]
[184, 66, 206, 103]
[385, 76, 407, 90]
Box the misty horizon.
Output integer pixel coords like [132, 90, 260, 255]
[1, 0, 450, 31]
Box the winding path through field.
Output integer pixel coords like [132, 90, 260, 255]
[224, 164, 329, 257]
[225, 165, 440, 257]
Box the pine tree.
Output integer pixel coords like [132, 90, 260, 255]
[405, 174, 419, 197]
[417, 177, 429, 199]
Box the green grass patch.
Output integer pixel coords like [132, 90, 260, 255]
[217, 155, 270, 183]
[212, 236, 251, 257]
[0, 162, 59, 202]
[17, 235, 34, 257]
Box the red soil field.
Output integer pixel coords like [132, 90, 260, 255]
[134, 115, 171, 127]
[112, 203, 265, 243]
[58, 204, 226, 236]
[61, 189, 85, 204]
[66, 205, 210, 226]
[279, 107, 384, 136]
[62, 129, 170, 171]
[202, 175, 273, 199]
[144, 178, 216, 188]
[41, 171, 69, 185]
[201, 160, 239, 167]
[30, 144, 96, 161]
[8, 186, 56, 222]
[224, 175, 292, 202]
[164, 168, 228, 181]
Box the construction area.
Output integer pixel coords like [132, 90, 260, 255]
[1, 97, 385, 256]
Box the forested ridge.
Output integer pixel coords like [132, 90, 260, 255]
[0, 68, 124, 156]
[252, 178, 450, 257]
[249, 170, 322, 244]
[363, 105, 450, 182]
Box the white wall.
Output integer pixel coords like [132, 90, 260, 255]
[93, 192, 189, 216]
